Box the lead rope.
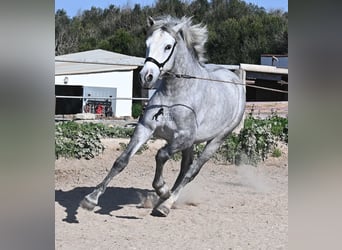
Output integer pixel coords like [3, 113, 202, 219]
[162, 71, 288, 94]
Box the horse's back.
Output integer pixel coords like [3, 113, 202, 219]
[189, 64, 245, 142]
[203, 64, 240, 82]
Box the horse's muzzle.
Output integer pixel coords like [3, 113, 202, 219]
[140, 68, 157, 88]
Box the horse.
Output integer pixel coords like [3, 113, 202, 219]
[81, 16, 246, 217]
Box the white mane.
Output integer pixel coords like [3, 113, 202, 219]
[148, 16, 208, 63]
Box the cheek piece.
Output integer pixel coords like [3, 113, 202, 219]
[144, 41, 177, 71]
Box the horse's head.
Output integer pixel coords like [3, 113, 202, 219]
[140, 16, 182, 88]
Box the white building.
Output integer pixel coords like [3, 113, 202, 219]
[55, 49, 144, 117]
[260, 54, 288, 69]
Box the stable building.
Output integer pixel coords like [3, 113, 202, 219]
[55, 49, 144, 118]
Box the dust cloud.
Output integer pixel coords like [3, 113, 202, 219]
[237, 165, 271, 193]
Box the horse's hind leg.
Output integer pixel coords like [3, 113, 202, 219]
[173, 146, 194, 190]
[152, 145, 172, 199]
[152, 138, 223, 217]
[153, 145, 194, 200]
[81, 124, 152, 211]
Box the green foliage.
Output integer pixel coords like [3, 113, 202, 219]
[170, 151, 182, 161]
[55, 113, 288, 165]
[238, 120, 277, 165]
[106, 29, 135, 54]
[170, 143, 206, 161]
[207, 12, 287, 64]
[55, 0, 288, 65]
[168, 113, 288, 165]
[217, 112, 288, 166]
[55, 121, 105, 160]
[119, 142, 149, 155]
[100, 125, 134, 138]
[272, 148, 282, 158]
[194, 143, 206, 158]
[214, 132, 241, 164]
[244, 111, 288, 143]
[55, 121, 134, 160]
[132, 102, 143, 119]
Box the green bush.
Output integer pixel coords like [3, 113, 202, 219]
[214, 132, 241, 164]
[101, 125, 134, 138]
[272, 148, 282, 157]
[216, 112, 288, 166]
[55, 121, 134, 160]
[119, 142, 149, 155]
[170, 143, 206, 161]
[55, 112, 288, 164]
[238, 121, 277, 165]
[55, 122, 105, 160]
[132, 102, 143, 119]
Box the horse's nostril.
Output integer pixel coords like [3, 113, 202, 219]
[146, 74, 153, 82]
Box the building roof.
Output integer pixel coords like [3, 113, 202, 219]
[261, 54, 288, 58]
[55, 49, 145, 75]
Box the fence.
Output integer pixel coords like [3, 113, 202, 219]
[55, 63, 288, 119]
[55, 95, 150, 118]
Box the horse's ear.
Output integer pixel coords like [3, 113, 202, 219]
[179, 29, 185, 41]
[147, 16, 155, 27]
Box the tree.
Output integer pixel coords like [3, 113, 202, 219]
[154, 0, 187, 17]
[207, 18, 241, 64]
[55, 10, 79, 55]
[55, 1, 288, 62]
[107, 29, 135, 54]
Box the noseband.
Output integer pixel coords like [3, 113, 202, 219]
[144, 41, 177, 71]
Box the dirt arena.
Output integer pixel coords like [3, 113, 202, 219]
[55, 138, 288, 249]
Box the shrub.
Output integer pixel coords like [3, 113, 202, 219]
[170, 143, 206, 161]
[55, 121, 105, 160]
[132, 102, 143, 119]
[55, 121, 134, 160]
[214, 112, 288, 166]
[238, 121, 277, 165]
[119, 142, 149, 155]
[214, 132, 241, 163]
[101, 125, 134, 138]
[272, 147, 282, 157]
[55, 112, 288, 164]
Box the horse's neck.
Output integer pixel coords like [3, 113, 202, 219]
[161, 47, 204, 96]
[175, 46, 203, 75]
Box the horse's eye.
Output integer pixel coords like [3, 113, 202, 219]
[165, 44, 172, 50]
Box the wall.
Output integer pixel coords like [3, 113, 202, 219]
[55, 70, 133, 117]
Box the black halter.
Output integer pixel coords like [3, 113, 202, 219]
[144, 41, 177, 70]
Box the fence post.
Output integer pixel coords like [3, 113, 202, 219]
[232, 67, 246, 134]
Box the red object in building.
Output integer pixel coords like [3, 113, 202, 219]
[96, 104, 103, 114]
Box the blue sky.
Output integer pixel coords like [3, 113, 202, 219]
[55, 0, 288, 17]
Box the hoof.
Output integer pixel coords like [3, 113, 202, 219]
[80, 197, 97, 211]
[151, 205, 170, 217]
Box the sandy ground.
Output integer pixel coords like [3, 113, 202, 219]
[55, 138, 288, 250]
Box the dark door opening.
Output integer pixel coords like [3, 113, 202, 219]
[55, 85, 83, 114]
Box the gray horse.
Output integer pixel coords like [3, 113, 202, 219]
[81, 16, 246, 217]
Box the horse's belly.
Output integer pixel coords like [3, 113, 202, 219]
[153, 126, 175, 141]
[195, 126, 223, 142]
[194, 103, 243, 142]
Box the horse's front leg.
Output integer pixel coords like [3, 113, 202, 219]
[80, 124, 152, 211]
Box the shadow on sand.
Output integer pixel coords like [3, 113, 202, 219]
[55, 187, 152, 223]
